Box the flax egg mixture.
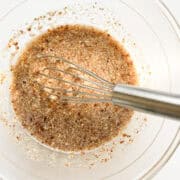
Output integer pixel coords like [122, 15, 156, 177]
[11, 25, 137, 152]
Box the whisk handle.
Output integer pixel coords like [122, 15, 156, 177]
[112, 84, 180, 120]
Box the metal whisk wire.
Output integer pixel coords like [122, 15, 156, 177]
[36, 54, 114, 103]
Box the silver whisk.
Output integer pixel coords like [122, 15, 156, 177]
[36, 54, 180, 119]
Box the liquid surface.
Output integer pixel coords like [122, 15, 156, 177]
[11, 25, 137, 151]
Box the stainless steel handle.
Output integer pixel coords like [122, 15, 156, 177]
[112, 84, 180, 119]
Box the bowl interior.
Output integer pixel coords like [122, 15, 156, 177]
[0, 0, 179, 179]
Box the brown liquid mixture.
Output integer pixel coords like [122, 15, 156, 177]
[11, 25, 137, 151]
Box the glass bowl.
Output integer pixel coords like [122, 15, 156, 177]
[0, 0, 179, 179]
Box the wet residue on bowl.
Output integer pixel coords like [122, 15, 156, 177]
[0, 2, 148, 168]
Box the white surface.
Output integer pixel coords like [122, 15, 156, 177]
[0, 0, 179, 179]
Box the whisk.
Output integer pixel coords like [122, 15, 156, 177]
[36, 54, 180, 119]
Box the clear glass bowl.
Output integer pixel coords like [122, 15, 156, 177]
[0, 0, 179, 179]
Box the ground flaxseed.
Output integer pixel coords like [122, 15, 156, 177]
[11, 25, 137, 152]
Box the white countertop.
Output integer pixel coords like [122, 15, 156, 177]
[0, 0, 179, 179]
